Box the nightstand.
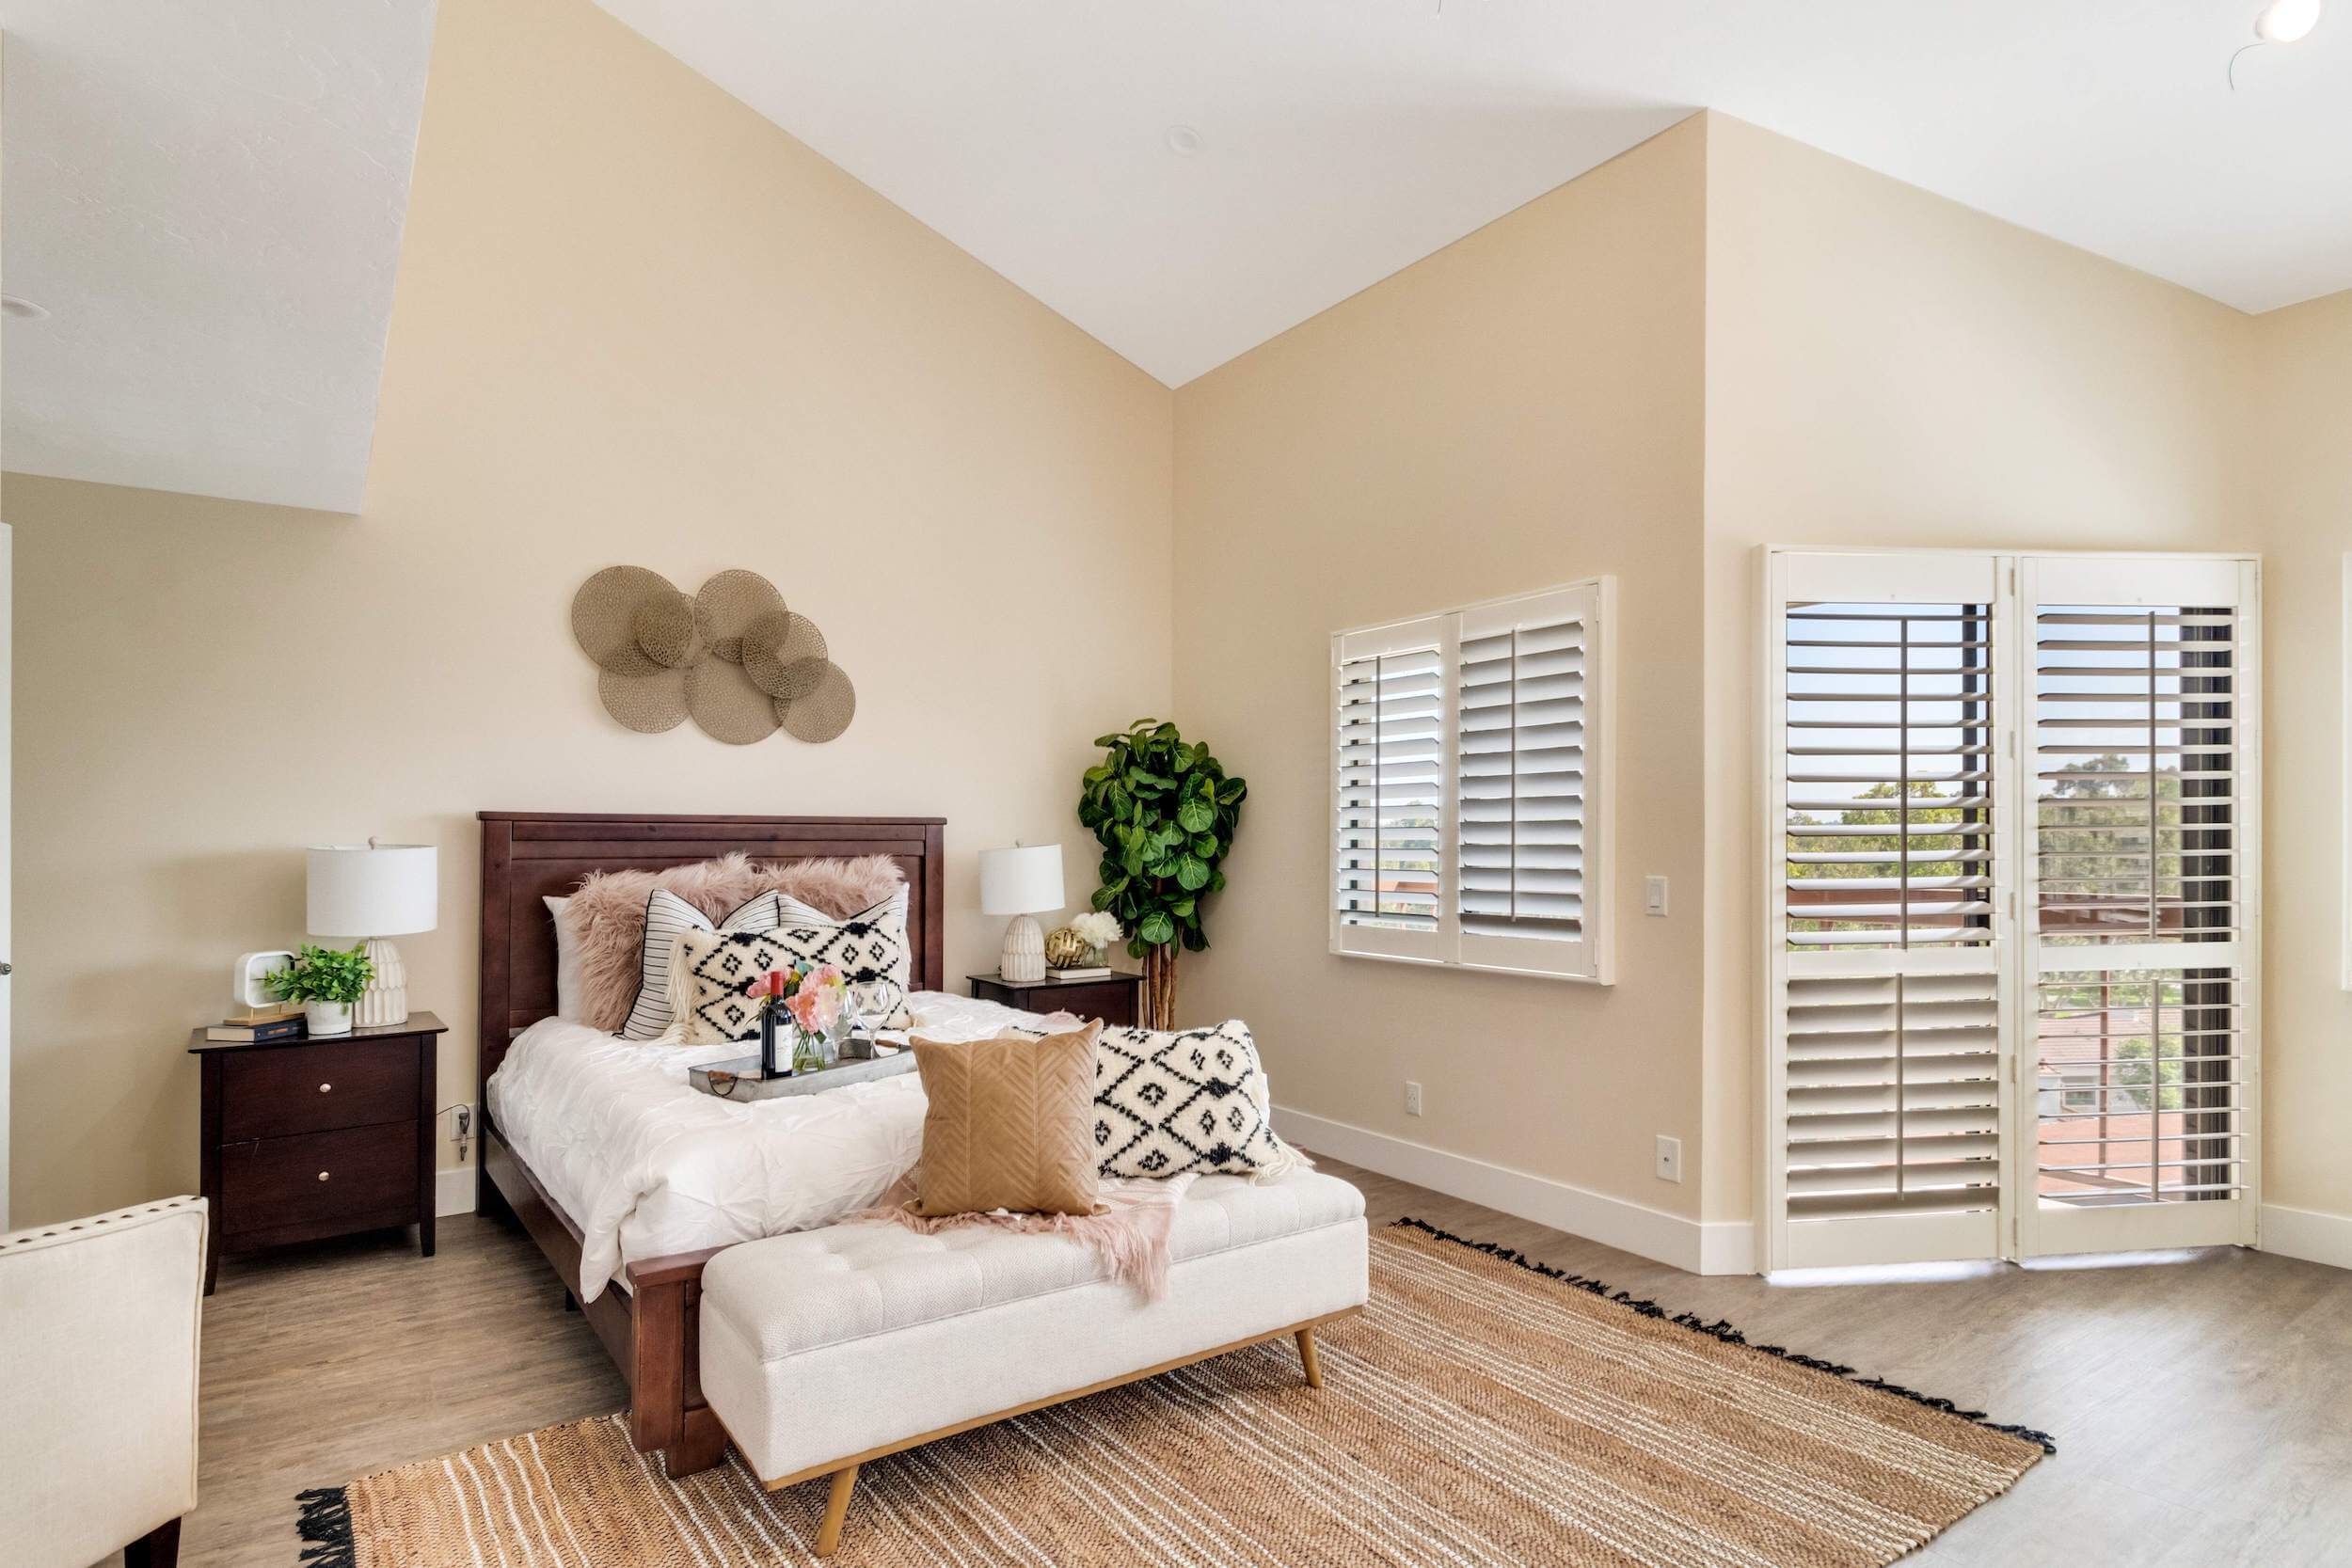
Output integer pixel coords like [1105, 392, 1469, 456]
[188, 1010, 446, 1294]
[967, 972, 1144, 1027]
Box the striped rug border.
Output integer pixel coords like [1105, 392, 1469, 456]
[293, 1216, 2054, 1567]
[1392, 1217, 2057, 1455]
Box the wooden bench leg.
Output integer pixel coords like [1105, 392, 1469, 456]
[1296, 1326, 1324, 1389]
[816, 1464, 861, 1558]
[124, 1516, 182, 1568]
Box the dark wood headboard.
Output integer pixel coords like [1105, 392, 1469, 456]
[476, 812, 946, 1125]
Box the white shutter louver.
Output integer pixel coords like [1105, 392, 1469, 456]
[1766, 549, 2260, 1272]
[1332, 616, 1448, 963]
[2021, 556, 2258, 1254]
[1456, 584, 1608, 979]
[1768, 556, 2008, 1270]
[1330, 582, 1612, 980]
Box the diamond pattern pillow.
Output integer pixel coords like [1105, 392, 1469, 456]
[620, 888, 784, 1040]
[771, 888, 913, 1014]
[665, 927, 804, 1046]
[1089, 1020, 1297, 1180]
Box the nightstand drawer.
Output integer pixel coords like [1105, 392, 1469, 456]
[220, 1122, 419, 1234]
[1033, 980, 1138, 1025]
[220, 1038, 419, 1141]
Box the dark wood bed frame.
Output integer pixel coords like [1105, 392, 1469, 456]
[476, 811, 946, 1477]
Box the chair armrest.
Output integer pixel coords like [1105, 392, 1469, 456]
[0, 1196, 208, 1568]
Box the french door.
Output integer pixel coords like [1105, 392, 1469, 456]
[1762, 549, 2261, 1271]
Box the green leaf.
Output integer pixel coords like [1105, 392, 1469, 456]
[1182, 927, 1208, 952]
[1175, 854, 1210, 891]
[1209, 868, 1227, 893]
[1216, 778, 1248, 805]
[1175, 799, 1214, 834]
[1126, 934, 1151, 959]
[1137, 911, 1176, 945]
[1170, 896, 1196, 918]
[1192, 833, 1219, 859]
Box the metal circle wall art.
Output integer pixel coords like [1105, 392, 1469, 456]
[571, 567, 857, 746]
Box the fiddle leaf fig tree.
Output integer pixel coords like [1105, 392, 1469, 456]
[1077, 719, 1247, 1028]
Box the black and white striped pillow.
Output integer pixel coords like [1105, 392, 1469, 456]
[619, 888, 785, 1040]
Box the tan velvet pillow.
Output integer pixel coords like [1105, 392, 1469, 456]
[912, 1023, 1104, 1217]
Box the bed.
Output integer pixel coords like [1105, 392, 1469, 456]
[476, 811, 949, 1477]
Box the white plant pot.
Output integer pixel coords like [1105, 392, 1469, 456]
[305, 1000, 353, 1037]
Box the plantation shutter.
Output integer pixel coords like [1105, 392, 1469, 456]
[1766, 551, 2011, 1271]
[1331, 615, 1450, 963]
[1766, 549, 2262, 1273]
[1455, 583, 1610, 980]
[2019, 555, 2260, 1256]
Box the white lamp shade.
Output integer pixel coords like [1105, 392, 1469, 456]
[308, 844, 438, 937]
[978, 844, 1064, 916]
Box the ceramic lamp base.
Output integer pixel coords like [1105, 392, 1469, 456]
[999, 914, 1047, 983]
[353, 936, 411, 1028]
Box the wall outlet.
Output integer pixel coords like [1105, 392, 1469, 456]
[1645, 875, 1670, 917]
[1404, 1081, 1424, 1117]
[1654, 1134, 1683, 1183]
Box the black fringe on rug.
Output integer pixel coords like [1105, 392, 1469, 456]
[1391, 1216, 2058, 1455]
[296, 1484, 357, 1568]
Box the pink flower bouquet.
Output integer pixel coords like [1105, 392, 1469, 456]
[748, 962, 850, 1074]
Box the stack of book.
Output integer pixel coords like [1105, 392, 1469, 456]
[1046, 965, 1113, 980]
[204, 1006, 306, 1044]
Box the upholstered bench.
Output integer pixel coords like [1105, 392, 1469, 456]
[697, 1169, 1369, 1557]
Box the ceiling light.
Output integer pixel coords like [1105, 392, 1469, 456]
[0, 295, 49, 320]
[2256, 0, 2324, 41]
[1164, 124, 1202, 157]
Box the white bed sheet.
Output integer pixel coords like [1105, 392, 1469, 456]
[485, 990, 1044, 1300]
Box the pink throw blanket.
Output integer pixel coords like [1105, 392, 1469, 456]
[854, 1173, 1198, 1299]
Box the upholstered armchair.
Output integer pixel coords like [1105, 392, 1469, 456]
[0, 1196, 206, 1567]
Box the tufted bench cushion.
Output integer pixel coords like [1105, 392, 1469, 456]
[698, 1168, 1368, 1543]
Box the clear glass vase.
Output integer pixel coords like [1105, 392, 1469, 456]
[790, 1028, 830, 1075]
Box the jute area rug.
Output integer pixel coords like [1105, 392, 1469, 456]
[299, 1221, 2048, 1567]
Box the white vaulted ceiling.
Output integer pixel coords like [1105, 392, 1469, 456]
[593, 0, 2352, 386]
[0, 0, 437, 512]
[3, 1, 2346, 508]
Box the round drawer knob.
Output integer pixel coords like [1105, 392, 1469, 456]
[319, 1083, 333, 1094]
[317, 1171, 331, 1182]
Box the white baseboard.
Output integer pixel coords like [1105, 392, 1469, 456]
[2261, 1203, 2352, 1272]
[437, 1165, 477, 1217]
[1274, 1106, 1754, 1276]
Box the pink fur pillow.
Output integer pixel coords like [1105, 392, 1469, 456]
[562, 852, 906, 1033]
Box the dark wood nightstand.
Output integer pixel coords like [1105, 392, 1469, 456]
[967, 972, 1144, 1027]
[188, 1010, 446, 1294]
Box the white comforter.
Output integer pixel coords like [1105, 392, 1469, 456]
[486, 991, 1044, 1300]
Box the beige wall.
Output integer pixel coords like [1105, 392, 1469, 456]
[2240, 289, 2352, 1223]
[3, 0, 1173, 1226]
[1698, 116, 2259, 1224]
[1171, 119, 1711, 1223]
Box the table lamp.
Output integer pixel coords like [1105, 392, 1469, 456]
[308, 839, 438, 1027]
[979, 843, 1063, 984]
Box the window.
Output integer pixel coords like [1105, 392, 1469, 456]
[1762, 549, 2260, 1274]
[1330, 580, 1613, 983]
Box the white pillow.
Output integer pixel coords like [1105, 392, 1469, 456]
[545, 895, 585, 1021]
[619, 887, 786, 1041]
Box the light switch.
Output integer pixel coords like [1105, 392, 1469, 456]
[1645, 875, 1669, 917]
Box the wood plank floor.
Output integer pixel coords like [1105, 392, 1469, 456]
[158, 1153, 2352, 1567]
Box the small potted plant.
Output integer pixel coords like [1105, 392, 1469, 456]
[268, 942, 375, 1037]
